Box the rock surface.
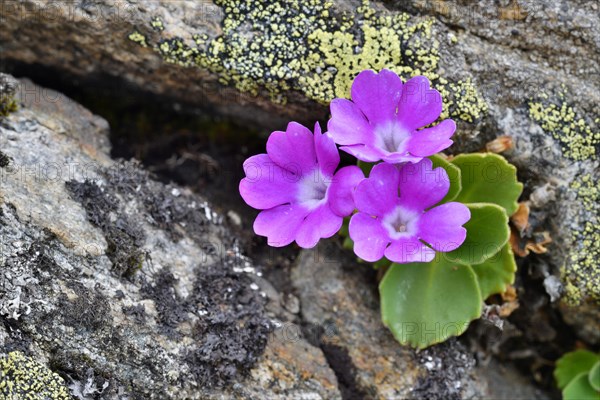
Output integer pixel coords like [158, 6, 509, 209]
[292, 242, 550, 400]
[0, 78, 552, 397]
[0, 78, 339, 398]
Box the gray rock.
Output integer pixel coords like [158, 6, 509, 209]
[292, 242, 550, 399]
[0, 77, 339, 399]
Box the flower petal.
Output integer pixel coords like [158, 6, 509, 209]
[253, 203, 310, 247]
[328, 166, 364, 217]
[351, 69, 403, 124]
[354, 163, 400, 216]
[418, 202, 470, 252]
[397, 158, 450, 211]
[340, 144, 386, 163]
[397, 76, 443, 130]
[295, 204, 343, 248]
[406, 119, 456, 157]
[240, 154, 300, 209]
[328, 98, 373, 145]
[267, 122, 317, 173]
[380, 152, 423, 164]
[314, 123, 340, 176]
[384, 238, 436, 263]
[349, 212, 389, 262]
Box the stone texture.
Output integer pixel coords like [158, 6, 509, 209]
[0, 0, 323, 130]
[384, 0, 600, 314]
[0, 78, 340, 399]
[0, 73, 553, 400]
[292, 242, 550, 400]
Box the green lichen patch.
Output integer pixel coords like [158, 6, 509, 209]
[0, 351, 71, 399]
[528, 90, 600, 161]
[442, 78, 488, 123]
[151, 16, 165, 32]
[562, 174, 600, 305]
[129, 0, 487, 123]
[128, 31, 148, 48]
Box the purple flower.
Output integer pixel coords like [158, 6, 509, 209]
[240, 122, 364, 248]
[328, 69, 456, 164]
[349, 159, 470, 263]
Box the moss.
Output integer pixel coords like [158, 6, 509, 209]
[129, 0, 487, 123]
[562, 174, 600, 305]
[0, 351, 71, 399]
[0, 95, 18, 118]
[0, 74, 18, 118]
[528, 89, 599, 161]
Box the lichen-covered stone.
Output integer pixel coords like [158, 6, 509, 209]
[0, 351, 71, 399]
[137, 0, 486, 124]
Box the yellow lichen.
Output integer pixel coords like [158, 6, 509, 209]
[150, 16, 165, 32]
[527, 89, 599, 304]
[130, 0, 487, 123]
[0, 351, 71, 399]
[128, 31, 148, 48]
[528, 89, 599, 160]
[561, 174, 600, 305]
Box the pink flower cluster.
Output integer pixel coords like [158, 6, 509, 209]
[240, 70, 470, 263]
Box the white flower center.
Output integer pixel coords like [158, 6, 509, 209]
[297, 169, 330, 209]
[374, 121, 411, 153]
[382, 206, 419, 240]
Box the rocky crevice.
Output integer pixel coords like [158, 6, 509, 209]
[1, 64, 575, 398]
[1, 0, 598, 392]
[0, 76, 340, 398]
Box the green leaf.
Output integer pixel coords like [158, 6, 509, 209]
[380, 259, 482, 349]
[471, 243, 517, 299]
[339, 217, 353, 250]
[373, 258, 392, 270]
[445, 203, 510, 265]
[563, 372, 600, 400]
[588, 361, 600, 392]
[451, 153, 523, 216]
[343, 236, 353, 250]
[429, 154, 462, 204]
[339, 217, 350, 237]
[555, 350, 600, 390]
[358, 160, 375, 176]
